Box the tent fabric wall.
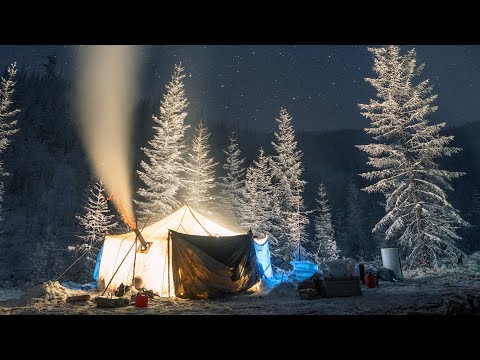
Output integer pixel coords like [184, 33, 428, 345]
[96, 205, 242, 297]
[254, 236, 273, 279]
[170, 230, 259, 299]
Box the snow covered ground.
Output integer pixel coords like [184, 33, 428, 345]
[1, 272, 479, 315]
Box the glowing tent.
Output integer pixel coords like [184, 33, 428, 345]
[96, 205, 259, 299]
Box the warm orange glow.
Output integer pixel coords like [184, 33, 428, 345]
[107, 191, 136, 229]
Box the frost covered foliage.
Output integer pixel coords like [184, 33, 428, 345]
[358, 45, 468, 269]
[242, 148, 280, 246]
[75, 180, 118, 252]
[0, 63, 20, 221]
[270, 108, 310, 268]
[28, 226, 63, 282]
[219, 131, 246, 226]
[183, 120, 218, 213]
[314, 183, 340, 262]
[136, 64, 190, 222]
[72, 180, 117, 280]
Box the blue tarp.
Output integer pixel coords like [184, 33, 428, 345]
[254, 237, 273, 279]
[93, 245, 103, 282]
[290, 260, 318, 282]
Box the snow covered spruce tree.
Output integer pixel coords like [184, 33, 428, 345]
[75, 180, 118, 252]
[358, 45, 468, 269]
[73, 179, 118, 280]
[270, 107, 310, 268]
[0, 63, 20, 221]
[314, 183, 340, 262]
[242, 148, 276, 237]
[219, 131, 246, 225]
[136, 64, 189, 221]
[183, 120, 218, 213]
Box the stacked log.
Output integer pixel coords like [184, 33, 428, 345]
[444, 292, 480, 315]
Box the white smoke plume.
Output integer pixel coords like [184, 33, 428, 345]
[75, 45, 140, 228]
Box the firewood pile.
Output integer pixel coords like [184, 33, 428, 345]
[444, 292, 480, 315]
[297, 274, 362, 299]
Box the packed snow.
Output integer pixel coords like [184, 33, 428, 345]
[1, 271, 479, 315]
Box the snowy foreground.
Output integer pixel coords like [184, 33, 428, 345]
[1, 272, 479, 315]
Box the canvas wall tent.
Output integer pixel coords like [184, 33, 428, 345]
[96, 205, 259, 298]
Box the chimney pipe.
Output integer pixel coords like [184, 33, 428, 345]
[133, 227, 148, 250]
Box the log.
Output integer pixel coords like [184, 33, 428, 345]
[66, 294, 91, 303]
[299, 288, 320, 300]
[95, 296, 130, 308]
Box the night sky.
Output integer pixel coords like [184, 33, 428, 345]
[0, 45, 479, 132]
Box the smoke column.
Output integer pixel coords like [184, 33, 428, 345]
[75, 45, 139, 228]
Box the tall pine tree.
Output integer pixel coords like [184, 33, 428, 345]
[183, 120, 218, 213]
[136, 64, 189, 221]
[358, 45, 468, 269]
[242, 148, 276, 238]
[219, 131, 246, 226]
[270, 107, 310, 268]
[313, 183, 340, 262]
[0, 63, 20, 221]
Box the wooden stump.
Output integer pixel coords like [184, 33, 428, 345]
[66, 294, 91, 303]
[95, 296, 130, 308]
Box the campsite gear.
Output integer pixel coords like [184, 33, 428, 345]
[317, 276, 362, 297]
[114, 283, 130, 297]
[95, 296, 129, 308]
[381, 248, 403, 281]
[297, 274, 321, 291]
[299, 288, 320, 300]
[135, 293, 149, 307]
[170, 230, 258, 299]
[97, 205, 258, 298]
[143, 290, 155, 299]
[321, 258, 356, 278]
[66, 294, 91, 303]
[290, 260, 318, 282]
[377, 267, 396, 282]
[359, 264, 365, 284]
[364, 273, 377, 288]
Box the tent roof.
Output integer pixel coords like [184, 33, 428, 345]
[106, 204, 240, 242]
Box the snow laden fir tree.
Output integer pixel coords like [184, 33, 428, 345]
[242, 148, 279, 246]
[358, 45, 468, 269]
[183, 120, 218, 213]
[219, 131, 246, 226]
[136, 64, 189, 222]
[314, 183, 340, 262]
[270, 108, 310, 268]
[73, 180, 118, 279]
[75, 180, 118, 252]
[0, 63, 20, 221]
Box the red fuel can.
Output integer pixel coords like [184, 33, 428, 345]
[365, 273, 377, 288]
[135, 293, 149, 307]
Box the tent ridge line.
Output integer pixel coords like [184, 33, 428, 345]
[186, 203, 212, 236]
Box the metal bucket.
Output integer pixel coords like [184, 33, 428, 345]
[381, 248, 403, 280]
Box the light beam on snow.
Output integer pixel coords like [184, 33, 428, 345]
[75, 45, 140, 228]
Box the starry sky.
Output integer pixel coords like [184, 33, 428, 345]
[0, 45, 479, 132]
